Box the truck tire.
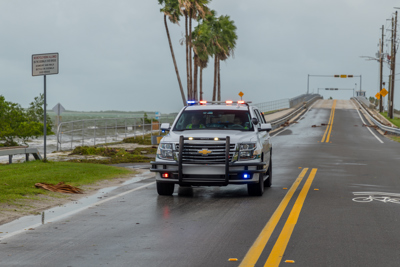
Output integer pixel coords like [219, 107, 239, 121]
[157, 182, 175, 196]
[247, 174, 264, 196]
[264, 157, 272, 187]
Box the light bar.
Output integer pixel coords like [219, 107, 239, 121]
[199, 100, 207, 105]
[225, 100, 233, 104]
[237, 100, 245, 104]
[187, 100, 196, 105]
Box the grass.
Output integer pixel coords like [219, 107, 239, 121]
[0, 161, 134, 205]
[380, 112, 400, 128]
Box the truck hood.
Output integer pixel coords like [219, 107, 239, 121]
[161, 130, 258, 144]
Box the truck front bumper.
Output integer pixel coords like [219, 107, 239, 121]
[150, 161, 267, 186]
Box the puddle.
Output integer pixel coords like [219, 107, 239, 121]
[0, 171, 152, 240]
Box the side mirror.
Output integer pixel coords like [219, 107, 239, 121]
[160, 123, 171, 133]
[259, 123, 272, 132]
[252, 117, 259, 125]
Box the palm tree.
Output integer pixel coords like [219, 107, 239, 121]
[192, 21, 212, 100]
[215, 15, 237, 101]
[158, 0, 186, 105]
[178, 0, 210, 100]
[204, 13, 237, 101]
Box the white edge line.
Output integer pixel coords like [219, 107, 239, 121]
[0, 181, 155, 241]
[351, 101, 384, 144]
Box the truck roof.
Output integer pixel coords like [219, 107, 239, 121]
[184, 104, 251, 111]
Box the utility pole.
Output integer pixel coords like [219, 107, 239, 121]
[389, 11, 398, 118]
[379, 25, 384, 112]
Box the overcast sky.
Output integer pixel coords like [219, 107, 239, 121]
[1, 0, 399, 114]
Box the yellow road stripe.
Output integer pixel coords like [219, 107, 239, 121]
[239, 168, 309, 267]
[321, 100, 336, 143]
[264, 168, 318, 267]
[325, 100, 336, 143]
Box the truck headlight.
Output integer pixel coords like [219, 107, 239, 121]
[239, 143, 260, 160]
[157, 143, 174, 160]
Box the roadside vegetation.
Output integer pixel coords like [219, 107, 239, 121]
[0, 94, 53, 147]
[380, 112, 400, 128]
[68, 145, 157, 164]
[0, 161, 133, 205]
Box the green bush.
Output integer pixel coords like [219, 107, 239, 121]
[0, 94, 53, 146]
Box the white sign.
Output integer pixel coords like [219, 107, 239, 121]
[155, 111, 161, 120]
[32, 53, 59, 76]
[52, 103, 65, 116]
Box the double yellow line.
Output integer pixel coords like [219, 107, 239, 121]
[321, 100, 336, 143]
[239, 168, 318, 267]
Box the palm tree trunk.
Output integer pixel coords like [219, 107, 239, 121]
[164, 15, 186, 106]
[185, 13, 190, 101]
[189, 11, 193, 100]
[217, 58, 221, 101]
[200, 67, 203, 101]
[213, 55, 217, 101]
[193, 54, 198, 101]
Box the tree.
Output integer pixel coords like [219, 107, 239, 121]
[178, 0, 210, 100]
[158, 0, 186, 106]
[210, 15, 237, 101]
[192, 20, 212, 100]
[0, 94, 53, 147]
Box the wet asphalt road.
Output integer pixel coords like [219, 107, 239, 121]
[1, 100, 400, 267]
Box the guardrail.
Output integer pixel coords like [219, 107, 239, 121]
[266, 95, 323, 130]
[56, 115, 176, 151]
[352, 97, 400, 135]
[253, 94, 321, 113]
[0, 147, 42, 164]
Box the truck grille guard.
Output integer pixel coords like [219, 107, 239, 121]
[150, 135, 267, 186]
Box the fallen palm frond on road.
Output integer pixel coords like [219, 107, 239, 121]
[35, 182, 83, 194]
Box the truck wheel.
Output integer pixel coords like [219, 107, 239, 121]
[157, 182, 175, 196]
[247, 174, 264, 196]
[264, 157, 272, 187]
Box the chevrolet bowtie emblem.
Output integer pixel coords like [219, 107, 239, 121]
[198, 149, 212, 155]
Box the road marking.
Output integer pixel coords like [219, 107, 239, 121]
[350, 101, 384, 143]
[239, 168, 309, 267]
[352, 192, 400, 204]
[265, 168, 318, 267]
[321, 100, 336, 143]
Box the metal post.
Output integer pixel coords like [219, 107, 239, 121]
[43, 75, 47, 160]
[71, 122, 74, 150]
[94, 120, 97, 146]
[82, 121, 84, 146]
[105, 121, 107, 144]
[307, 74, 309, 94]
[115, 119, 117, 141]
[142, 118, 145, 140]
[151, 118, 153, 139]
[125, 119, 127, 138]
[134, 119, 136, 138]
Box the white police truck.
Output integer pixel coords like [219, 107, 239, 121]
[150, 100, 272, 196]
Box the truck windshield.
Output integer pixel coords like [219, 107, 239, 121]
[172, 110, 253, 131]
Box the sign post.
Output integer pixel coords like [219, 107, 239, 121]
[32, 53, 59, 160]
